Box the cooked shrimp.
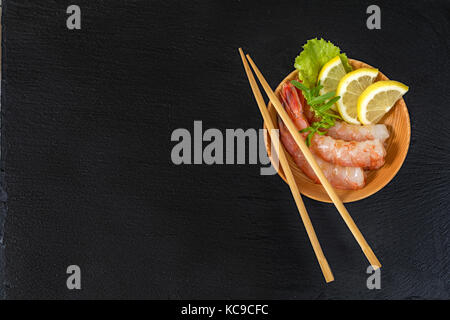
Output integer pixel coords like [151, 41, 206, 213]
[279, 119, 366, 190]
[293, 85, 390, 143]
[327, 121, 389, 142]
[280, 83, 309, 131]
[311, 135, 386, 170]
[278, 84, 366, 189]
[281, 83, 386, 170]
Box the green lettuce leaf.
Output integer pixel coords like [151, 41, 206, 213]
[294, 38, 352, 88]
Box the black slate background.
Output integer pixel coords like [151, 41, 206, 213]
[1, 0, 449, 299]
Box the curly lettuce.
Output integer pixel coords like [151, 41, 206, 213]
[294, 38, 352, 88]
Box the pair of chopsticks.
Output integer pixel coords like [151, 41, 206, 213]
[239, 48, 381, 282]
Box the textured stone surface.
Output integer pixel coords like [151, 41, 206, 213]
[1, 0, 449, 299]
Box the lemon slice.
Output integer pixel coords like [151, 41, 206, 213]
[318, 56, 347, 111]
[336, 68, 379, 124]
[357, 80, 409, 125]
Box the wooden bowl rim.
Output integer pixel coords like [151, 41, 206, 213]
[264, 59, 411, 203]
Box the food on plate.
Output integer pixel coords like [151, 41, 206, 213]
[279, 82, 309, 132]
[317, 56, 347, 111]
[311, 135, 386, 170]
[282, 82, 386, 170]
[294, 38, 352, 88]
[278, 38, 408, 189]
[289, 80, 340, 146]
[357, 80, 409, 125]
[279, 119, 366, 190]
[327, 121, 389, 142]
[336, 68, 379, 124]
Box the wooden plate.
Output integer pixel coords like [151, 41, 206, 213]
[264, 59, 411, 203]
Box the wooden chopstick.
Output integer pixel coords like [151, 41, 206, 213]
[239, 48, 334, 282]
[245, 54, 381, 269]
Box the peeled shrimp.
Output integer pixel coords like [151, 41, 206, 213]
[279, 119, 366, 190]
[292, 86, 390, 143]
[278, 83, 366, 189]
[282, 83, 386, 170]
[327, 121, 389, 142]
[311, 135, 386, 170]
